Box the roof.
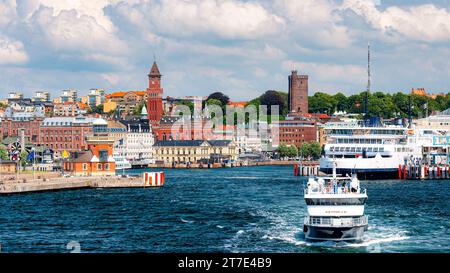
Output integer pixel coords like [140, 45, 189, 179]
[71, 150, 94, 163]
[154, 140, 233, 147]
[227, 101, 247, 107]
[106, 91, 147, 99]
[159, 115, 181, 125]
[149, 62, 161, 77]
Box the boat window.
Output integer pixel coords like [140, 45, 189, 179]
[305, 198, 367, 206]
[350, 147, 356, 152]
[339, 147, 345, 152]
[345, 147, 350, 152]
[373, 147, 378, 152]
[379, 147, 384, 152]
[356, 147, 362, 152]
[367, 147, 373, 152]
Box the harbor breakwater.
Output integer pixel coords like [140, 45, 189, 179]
[0, 176, 146, 194]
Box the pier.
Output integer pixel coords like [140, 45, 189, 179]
[0, 174, 160, 194]
[398, 163, 450, 180]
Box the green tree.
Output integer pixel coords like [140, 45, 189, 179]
[89, 104, 104, 114]
[207, 92, 230, 106]
[0, 147, 9, 160]
[287, 145, 298, 158]
[19, 150, 29, 168]
[133, 101, 146, 116]
[309, 92, 335, 114]
[260, 90, 286, 116]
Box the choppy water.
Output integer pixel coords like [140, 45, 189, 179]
[0, 166, 449, 253]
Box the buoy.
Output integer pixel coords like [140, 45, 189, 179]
[143, 172, 165, 187]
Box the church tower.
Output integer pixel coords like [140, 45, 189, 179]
[146, 61, 163, 127]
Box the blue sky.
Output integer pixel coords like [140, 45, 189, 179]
[1, 0, 450, 101]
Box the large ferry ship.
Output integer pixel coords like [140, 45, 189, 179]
[319, 120, 422, 179]
[303, 170, 368, 241]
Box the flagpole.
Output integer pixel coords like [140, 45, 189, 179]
[33, 146, 36, 181]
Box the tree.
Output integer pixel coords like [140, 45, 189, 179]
[207, 92, 230, 106]
[0, 147, 8, 160]
[309, 92, 335, 114]
[174, 100, 194, 116]
[277, 144, 297, 158]
[133, 101, 146, 116]
[19, 150, 29, 168]
[89, 104, 104, 114]
[260, 90, 286, 115]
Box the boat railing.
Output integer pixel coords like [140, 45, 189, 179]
[304, 216, 368, 227]
[304, 187, 367, 195]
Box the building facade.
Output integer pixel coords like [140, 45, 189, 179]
[153, 140, 237, 164]
[288, 70, 309, 115]
[64, 119, 115, 176]
[39, 116, 97, 157]
[275, 118, 317, 149]
[114, 106, 154, 165]
[147, 62, 163, 128]
[0, 108, 45, 144]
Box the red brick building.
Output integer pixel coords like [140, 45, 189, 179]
[147, 62, 163, 128]
[276, 119, 317, 149]
[288, 70, 308, 115]
[0, 113, 44, 144]
[39, 117, 96, 157]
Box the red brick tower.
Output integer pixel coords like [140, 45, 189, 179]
[288, 70, 308, 115]
[147, 61, 163, 127]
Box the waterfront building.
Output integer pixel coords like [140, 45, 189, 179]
[64, 119, 115, 176]
[39, 116, 98, 157]
[0, 107, 45, 144]
[288, 70, 308, 115]
[274, 117, 317, 149]
[113, 106, 154, 166]
[153, 140, 237, 164]
[0, 160, 17, 174]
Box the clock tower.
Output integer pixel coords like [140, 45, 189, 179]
[146, 61, 163, 127]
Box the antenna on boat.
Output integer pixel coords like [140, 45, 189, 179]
[364, 42, 370, 122]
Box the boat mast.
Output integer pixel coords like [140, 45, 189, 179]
[364, 42, 370, 122]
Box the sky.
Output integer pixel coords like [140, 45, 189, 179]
[1, 0, 450, 101]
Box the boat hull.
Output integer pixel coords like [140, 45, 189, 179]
[303, 224, 367, 242]
[320, 167, 398, 179]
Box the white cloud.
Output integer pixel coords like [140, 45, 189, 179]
[342, 0, 450, 42]
[273, 0, 352, 48]
[0, 0, 18, 27]
[118, 0, 284, 39]
[0, 35, 28, 65]
[30, 7, 127, 56]
[282, 60, 366, 84]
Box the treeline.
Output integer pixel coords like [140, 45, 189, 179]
[309, 91, 450, 118]
[177, 89, 450, 121]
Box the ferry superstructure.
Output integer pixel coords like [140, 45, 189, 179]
[320, 120, 422, 179]
[303, 171, 368, 241]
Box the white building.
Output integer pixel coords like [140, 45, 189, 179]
[113, 106, 154, 168]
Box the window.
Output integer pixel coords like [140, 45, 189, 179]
[82, 163, 87, 171]
[97, 164, 102, 170]
[105, 164, 109, 170]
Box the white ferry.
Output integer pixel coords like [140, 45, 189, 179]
[114, 152, 132, 170]
[319, 120, 422, 179]
[303, 169, 368, 241]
